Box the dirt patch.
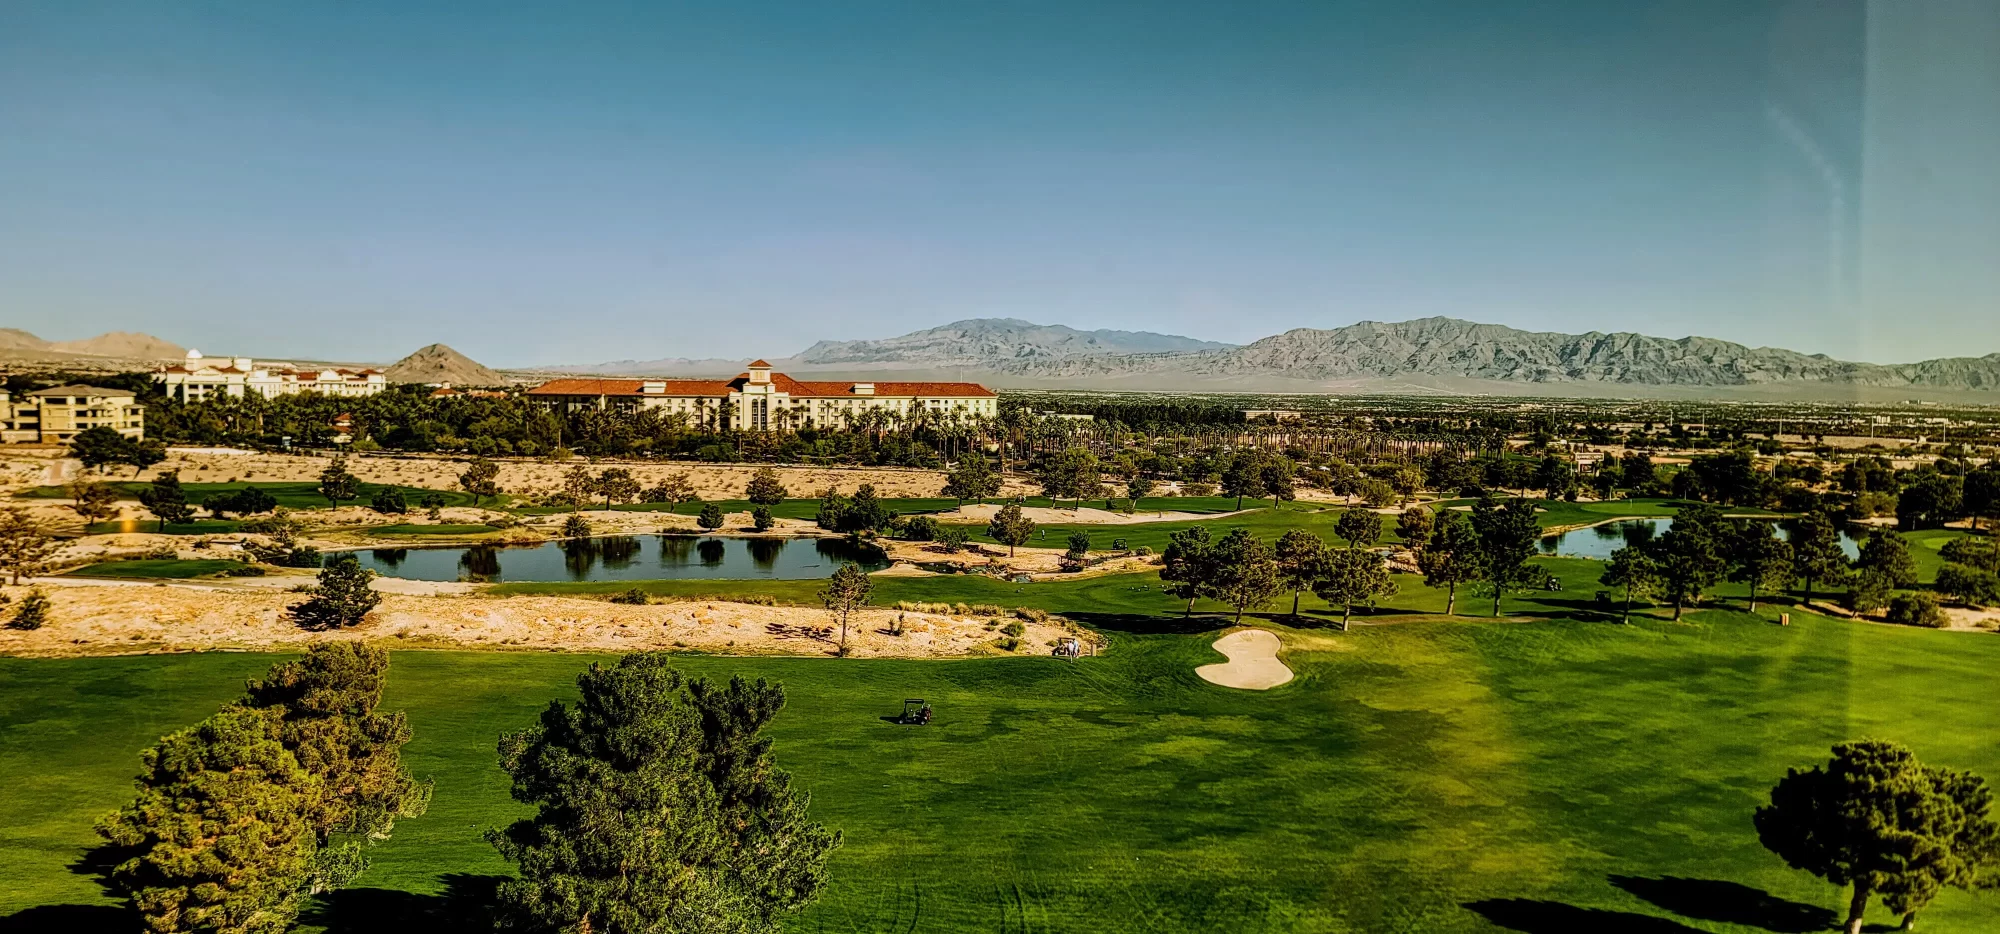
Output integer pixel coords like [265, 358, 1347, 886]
[1194, 628, 1294, 690]
[0, 581, 1074, 659]
[937, 503, 1253, 526]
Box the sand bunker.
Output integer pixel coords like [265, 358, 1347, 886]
[1195, 629, 1293, 690]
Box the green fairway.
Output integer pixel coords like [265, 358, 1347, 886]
[18, 481, 485, 511]
[60, 558, 256, 580]
[4, 606, 1997, 933]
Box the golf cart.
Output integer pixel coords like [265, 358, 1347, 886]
[894, 698, 933, 726]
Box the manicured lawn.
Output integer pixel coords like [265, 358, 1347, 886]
[18, 481, 484, 510]
[60, 559, 256, 580]
[366, 524, 502, 537]
[5, 606, 1998, 932]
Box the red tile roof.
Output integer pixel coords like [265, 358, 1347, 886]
[527, 374, 993, 399]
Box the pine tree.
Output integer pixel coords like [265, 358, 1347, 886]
[1471, 496, 1540, 617]
[985, 503, 1034, 557]
[1600, 545, 1657, 623]
[97, 706, 319, 934]
[1208, 528, 1282, 623]
[138, 470, 193, 531]
[458, 457, 501, 504]
[318, 456, 360, 506]
[1273, 529, 1331, 617]
[1418, 512, 1483, 616]
[1728, 524, 1794, 613]
[0, 507, 58, 585]
[1789, 510, 1851, 607]
[1313, 548, 1396, 630]
[490, 655, 840, 934]
[1335, 506, 1382, 551]
[1160, 526, 1214, 617]
[288, 554, 381, 631]
[1756, 740, 2000, 934]
[744, 467, 789, 506]
[1648, 501, 1729, 620]
[818, 563, 872, 656]
[241, 644, 431, 893]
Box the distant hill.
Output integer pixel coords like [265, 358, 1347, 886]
[1000, 317, 2000, 392]
[384, 343, 508, 385]
[0, 328, 185, 362]
[792, 318, 1234, 366]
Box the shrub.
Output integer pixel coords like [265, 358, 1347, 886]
[561, 514, 592, 540]
[697, 503, 725, 530]
[936, 526, 970, 552]
[1111, 537, 1128, 551]
[370, 487, 408, 514]
[6, 590, 50, 630]
[751, 506, 774, 532]
[224, 563, 266, 577]
[902, 516, 940, 541]
[1182, 482, 1216, 497]
[1935, 562, 2000, 607]
[1133, 545, 1153, 557]
[1013, 606, 1049, 623]
[609, 588, 649, 605]
[997, 637, 1020, 651]
[1886, 592, 1949, 628]
[1002, 620, 1026, 637]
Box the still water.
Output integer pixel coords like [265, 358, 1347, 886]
[352, 535, 889, 583]
[1538, 518, 1864, 561]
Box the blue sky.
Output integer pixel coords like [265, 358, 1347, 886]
[2, 1, 1995, 366]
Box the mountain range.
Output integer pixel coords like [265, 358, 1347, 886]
[9, 318, 2000, 400]
[542, 316, 2000, 400]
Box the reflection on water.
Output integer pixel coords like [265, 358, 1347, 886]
[351, 535, 888, 583]
[1540, 517, 1862, 561]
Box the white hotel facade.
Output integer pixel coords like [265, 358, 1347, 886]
[526, 360, 996, 431]
[154, 351, 387, 402]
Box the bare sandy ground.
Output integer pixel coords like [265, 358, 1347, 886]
[16, 449, 1037, 502]
[0, 580, 1073, 659]
[936, 503, 1252, 526]
[1194, 629, 1294, 690]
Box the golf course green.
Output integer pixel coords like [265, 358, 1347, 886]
[4, 591, 1996, 933]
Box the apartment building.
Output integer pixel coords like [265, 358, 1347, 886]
[0, 385, 145, 443]
[526, 360, 997, 431]
[154, 350, 387, 402]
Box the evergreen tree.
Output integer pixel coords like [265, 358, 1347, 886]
[560, 464, 594, 511]
[1335, 506, 1382, 551]
[1647, 501, 1729, 620]
[744, 467, 789, 506]
[1856, 530, 1919, 589]
[1789, 510, 1851, 607]
[842, 483, 890, 532]
[97, 706, 319, 934]
[1755, 740, 2000, 934]
[1219, 452, 1268, 510]
[1470, 496, 1540, 617]
[813, 487, 849, 531]
[1395, 506, 1434, 550]
[458, 457, 501, 504]
[0, 507, 58, 585]
[241, 644, 431, 893]
[1313, 548, 1396, 630]
[69, 425, 136, 472]
[490, 655, 840, 934]
[1273, 529, 1331, 617]
[288, 554, 381, 631]
[1036, 448, 1099, 509]
[1600, 545, 1657, 623]
[941, 455, 999, 506]
[645, 473, 698, 514]
[818, 563, 872, 657]
[1207, 528, 1282, 623]
[6, 588, 51, 630]
[67, 477, 121, 521]
[595, 467, 641, 508]
[751, 506, 775, 532]
[1728, 524, 1794, 613]
[698, 502, 726, 530]
[1259, 455, 1296, 509]
[318, 456, 360, 506]
[985, 503, 1035, 557]
[369, 486, 408, 515]
[1160, 526, 1215, 616]
[138, 470, 193, 531]
[1418, 512, 1483, 616]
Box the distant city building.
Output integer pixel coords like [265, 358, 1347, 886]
[1243, 409, 1303, 421]
[525, 360, 997, 431]
[154, 350, 387, 402]
[0, 385, 145, 444]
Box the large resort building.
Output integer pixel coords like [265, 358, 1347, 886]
[153, 350, 387, 402]
[1, 385, 146, 444]
[526, 361, 996, 431]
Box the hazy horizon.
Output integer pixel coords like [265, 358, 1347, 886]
[5, 1, 1998, 367]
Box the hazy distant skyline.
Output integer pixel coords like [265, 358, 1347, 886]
[4, 1, 1997, 367]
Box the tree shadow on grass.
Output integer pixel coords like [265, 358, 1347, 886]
[1608, 875, 1837, 933]
[1065, 611, 1232, 636]
[299, 873, 508, 934]
[0, 904, 139, 933]
[1462, 898, 1711, 933]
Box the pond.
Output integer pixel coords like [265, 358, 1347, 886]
[351, 535, 889, 583]
[1538, 518, 1864, 561]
